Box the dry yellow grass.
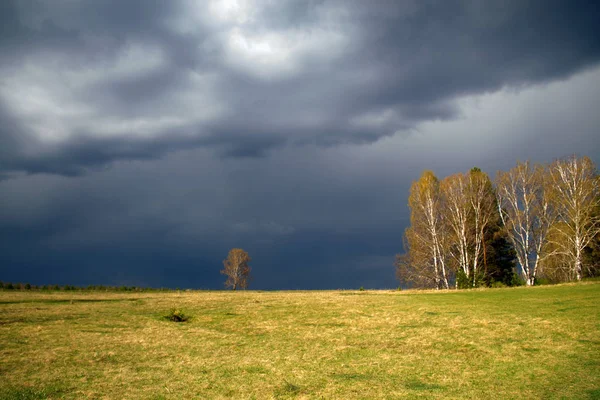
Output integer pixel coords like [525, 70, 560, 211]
[1, 283, 599, 399]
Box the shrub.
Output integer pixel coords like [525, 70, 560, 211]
[534, 277, 551, 286]
[456, 270, 470, 289]
[166, 309, 190, 322]
[359, 286, 365, 291]
[456, 269, 486, 289]
[490, 281, 507, 288]
[510, 275, 526, 287]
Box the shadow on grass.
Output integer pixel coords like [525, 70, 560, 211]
[274, 380, 302, 398]
[331, 372, 373, 381]
[405, 379, 444, 391]
[588, 388, 600, 399]
[244, 365, 269, 374]
[0, 298, 141, 305]
[0, 384, 68, 399]
[0, 314, 87, 325]
[338, 292, 369, 296]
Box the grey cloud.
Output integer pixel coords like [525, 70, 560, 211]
[1, 0, 599, 175]
[340, 0, 600, 109]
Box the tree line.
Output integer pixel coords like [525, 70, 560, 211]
[396, 155, 600, 289]
[0, 282, 186, 291]
[1, 248, 254, 292]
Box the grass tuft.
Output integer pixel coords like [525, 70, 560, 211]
[274, 380, 302, 398]
[405, 379, 444, 391]
[165, 308, 190, 322]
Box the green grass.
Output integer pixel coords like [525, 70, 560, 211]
[0, 283, 599, 399]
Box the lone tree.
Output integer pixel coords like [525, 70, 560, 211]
[221, 248, 252, 290]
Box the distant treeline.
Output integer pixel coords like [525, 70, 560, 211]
[397, 155, 600, 289]
[0, 282, 192, 292]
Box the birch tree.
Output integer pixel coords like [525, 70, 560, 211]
[467, 168, 497, 287]
[539, 225, 574, 282]
[404, 171, 450, 289]
[396, 236, 435, 288]
[546, 156, 600, 281]
[221, 248, 252, 290]
[496, 161, 553, 285]
[441, 172, 472, 284]
[440, 169, 496, 287]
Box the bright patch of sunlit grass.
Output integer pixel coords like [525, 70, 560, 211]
[0, 283, 599, 399]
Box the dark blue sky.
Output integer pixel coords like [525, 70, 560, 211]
[1, 0, 600, 289]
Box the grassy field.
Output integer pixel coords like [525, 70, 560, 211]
[1, 283, 599, 399]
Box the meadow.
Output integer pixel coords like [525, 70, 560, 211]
[1, 283, 599, 399]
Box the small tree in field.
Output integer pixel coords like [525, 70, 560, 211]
[221, 248, 252, 290]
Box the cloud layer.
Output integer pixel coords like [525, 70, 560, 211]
[1, 1, 599, 288]
[2, 0, 599, 175]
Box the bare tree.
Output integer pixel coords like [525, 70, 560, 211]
[467, 168, 497, 287]
[546, 156, 600, 281]
[395, 240, 430, 289]
[539, 225, 574, 282]
[221, 248, 252, 290]
[496, 161, 553, 285]
[441, 172, 471, 285]
[440, 169, 496, 287]
[404, 171, 450, 289]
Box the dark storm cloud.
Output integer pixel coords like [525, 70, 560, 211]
[1, 0, 599, 175]
[346, 0, 600, 101]
[0, 139, 411, 288]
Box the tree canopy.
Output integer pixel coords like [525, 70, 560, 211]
[397, 155, 599, 289]
[221, 248, 252, 290]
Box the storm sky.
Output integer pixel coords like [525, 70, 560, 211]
[1, 0, 599, 289]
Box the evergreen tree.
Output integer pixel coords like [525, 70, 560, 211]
[483, 219, 517, 286]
